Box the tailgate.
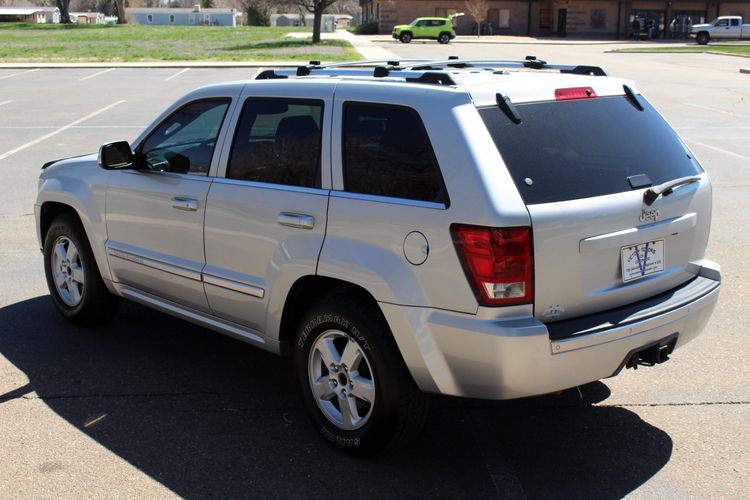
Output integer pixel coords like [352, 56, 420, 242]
[478, 94, 711, 322]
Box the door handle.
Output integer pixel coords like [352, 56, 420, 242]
[278, 212, 315, 229]
[171, 196, 199, 211]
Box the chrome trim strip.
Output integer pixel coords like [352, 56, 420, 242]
[121, 169, 214, 183]
[330, 191, 447, 210]
[580, 212, 697, 253]
[118, 286, 266, 346]
[107, 247, 202, 282]
[213, 177, 329, 196]
[203, 273, 265, 299]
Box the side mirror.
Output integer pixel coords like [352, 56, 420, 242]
[98, 141, 134, 169]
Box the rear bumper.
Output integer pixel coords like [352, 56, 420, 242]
[381, 260, 721, 400]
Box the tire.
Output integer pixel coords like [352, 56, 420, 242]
[438, 32, 451, 44]
[696, 32, 709, 45]
[399, 32, 412, 43]
[43, 213, 120, 325]
[293, 294, 429, 456]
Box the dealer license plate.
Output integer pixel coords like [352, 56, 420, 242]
[621, 240, 665, 283]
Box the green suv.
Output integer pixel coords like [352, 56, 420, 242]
[392, 14, 463, 44]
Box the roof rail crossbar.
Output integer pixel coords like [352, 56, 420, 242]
[559, 65, 609, 76]
[256, 68, 456, 84]
[398, 58, 607, 76]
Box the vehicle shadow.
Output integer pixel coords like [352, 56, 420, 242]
[0, 296, 672, 498]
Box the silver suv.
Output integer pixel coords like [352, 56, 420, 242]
[36, 59, 722, 455]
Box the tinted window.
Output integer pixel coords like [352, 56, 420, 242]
[141, 99, 230, 175]
[227, 98, 323, 188]
[343, 103, 447, 204]
[479, 96, 703, 205]
[716, 19, 728, 26]
[730, 18, 739, 26]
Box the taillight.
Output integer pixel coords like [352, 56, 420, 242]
[451, 225, 533, 306]
[555, 87, 597, 101]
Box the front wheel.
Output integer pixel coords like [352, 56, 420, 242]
[43, 213, 119, 324]
[438, 33, 451, 44]
[696, 32, 709, 45]
[399, 32, 412, 43]
[293, 294, 428, 455]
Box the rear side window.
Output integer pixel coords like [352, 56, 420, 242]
[479, 96, 703, 205]
[342, 102, 448, 204]
[227, 98, 323, 188]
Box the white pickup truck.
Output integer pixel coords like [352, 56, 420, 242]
[691, 16, 750, 44]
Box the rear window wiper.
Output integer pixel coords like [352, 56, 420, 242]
[623, 85, 644, 112]
[643, 175, 701, 206]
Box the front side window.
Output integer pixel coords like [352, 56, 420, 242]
[226, 98, 323, 188]
[342, 103, 447, 204]
[140, 99, 230, 176]
[716, 18, 728, 27]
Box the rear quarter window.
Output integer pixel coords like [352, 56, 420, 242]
[479, 96, 703, 205]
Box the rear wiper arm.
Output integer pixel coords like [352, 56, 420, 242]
[643, 175, 701, 206]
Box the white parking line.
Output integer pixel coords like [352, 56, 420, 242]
[165, 68, 190, 81]
[0, 100, 11, 107]
[79, 68, 116, 81]
[0, 125, 144, 129]
[0, 100, 126, 161]
[682, 102, 750, 120]
[0, 69, 40, 80]
[686, 139, 750, 161]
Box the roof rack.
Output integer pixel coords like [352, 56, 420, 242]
[254, 56, 608, 84]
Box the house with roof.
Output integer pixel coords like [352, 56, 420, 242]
[70, 12, 106, 24]
[126, 6, 242, 27]
[361, 0, 750, 39]
[0, 6, 60, 24]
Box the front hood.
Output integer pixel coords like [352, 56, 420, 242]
[42, 153, 96, 171]
[691, 23, 710, 30]
[393, 24, 410, 31]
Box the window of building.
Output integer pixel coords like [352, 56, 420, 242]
[147, 14, 153, 23]
[140, 99, 231, 176]
[539, 8, 551, 28]
[342, 103, 448, 204]
[226, 98, 323, 188]
[169, 15, 175, 24]
[488, 8, 510, 28]
[590, 9, 606, 29]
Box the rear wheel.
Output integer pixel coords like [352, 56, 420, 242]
[399, 32, 412, 43]
[696, 32, 709, 45]
[438, 32, 451, 44]
[43, 213, 119, 324]
[293, 294, 429, 456]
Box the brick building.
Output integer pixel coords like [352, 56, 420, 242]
[360, 0, 750, 38]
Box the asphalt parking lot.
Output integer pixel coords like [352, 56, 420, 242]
[0, 49, 749, 498]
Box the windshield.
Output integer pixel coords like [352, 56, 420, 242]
[479, 96, 703, 205]
[409, 19, 419, 26]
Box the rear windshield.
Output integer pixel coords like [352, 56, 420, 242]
[479, 96, 703, 205]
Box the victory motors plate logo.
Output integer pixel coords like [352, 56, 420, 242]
[621, 240, 665, 283]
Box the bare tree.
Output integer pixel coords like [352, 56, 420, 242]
[298, 0, 336, 43]
[55, 0, 72, 23]
[464, 0, 487, 36]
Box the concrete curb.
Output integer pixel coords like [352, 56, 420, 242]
[608, 49, 750, 59]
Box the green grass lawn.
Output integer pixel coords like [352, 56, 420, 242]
[619, 45, 750, 56]
[0, 23, 360, 62]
